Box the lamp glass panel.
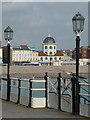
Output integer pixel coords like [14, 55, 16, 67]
[4, 32, 8, 39]
[4, 31, 13, 40]
[76, 20, 81, 31]
[80, 20, 84, 31]
[7, 32, 10, 38]
[72, 20, 77, 31]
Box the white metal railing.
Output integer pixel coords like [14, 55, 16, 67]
[0, 76, 47, 108]
[79, 93, 90, 97]
[79, 83, 90, 86]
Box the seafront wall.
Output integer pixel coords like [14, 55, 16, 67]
[0, 65, 89, 78]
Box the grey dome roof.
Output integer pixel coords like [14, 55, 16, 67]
[43, 34, 55, 44]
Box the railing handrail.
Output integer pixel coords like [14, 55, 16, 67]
[0, 77, 46, 82]
[79, 93, 90, 97]
[30, 80, 46, 83]
[0, 77, 18, 81]
[79, 83, 90, 86]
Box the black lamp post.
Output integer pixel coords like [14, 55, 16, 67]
[4, 26, 13, 101]
[72, 12, 85, 115]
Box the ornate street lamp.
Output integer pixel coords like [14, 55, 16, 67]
[4, 26, 13, 101]
[72, 12, 85, 35]
[72, 12, 85, 115]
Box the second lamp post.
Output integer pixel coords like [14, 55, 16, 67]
[4, 26, 13, 101]
[72, 12, 85, 115]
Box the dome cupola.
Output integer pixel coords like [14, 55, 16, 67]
[43, 34, 55, 44]
[42, 34, 57, 56]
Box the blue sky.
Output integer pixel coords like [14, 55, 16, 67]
[2, 2, 88, 50]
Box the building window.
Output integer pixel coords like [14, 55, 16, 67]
[45, 52, 47, 54]
[45, 46, 47, 49]
[41, 57, 43, 61]
[59, 57, 61, 60]
[45, 57, 48, 60]
[54, 57, 57, 60]
[54, 46, 56, 49]
[50, 57, 52, 61]
[49, 46, 52, 49]
[49, 52, 52, 55]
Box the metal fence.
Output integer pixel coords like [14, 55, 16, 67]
[0, 76, 47, 108]
[0, 73, 90, 117]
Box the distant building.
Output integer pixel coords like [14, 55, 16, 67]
[12, 45, 38, 64]
[2, 34, 89, 66]
[60, 49, 73, 58]
[80, 46, 90, 59]
[72, 46, 90, 59]
[20, 45, 29, 49]
[38, 34, 64, 64]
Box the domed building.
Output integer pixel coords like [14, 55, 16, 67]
[38, 34, 64, 64]
[42, 34, 57, 56]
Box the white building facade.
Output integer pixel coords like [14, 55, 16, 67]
[12, 46, 38, 63]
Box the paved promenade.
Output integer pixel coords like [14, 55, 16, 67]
[0, 99, 88, 119]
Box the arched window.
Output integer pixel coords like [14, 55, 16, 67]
[49, 46, 52, 49]
[45, 46, 47, 49]
[49, 52, 52, 55]
[59, 57, 61, 60]
[45, 52, 47, 54]
[50, 57, 52, 61]
[41, 57, 43, 61]
[54, 57, 57, 60]
[45, 57, 48, 60]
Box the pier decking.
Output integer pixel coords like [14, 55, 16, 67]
[0, 99, 87, 119]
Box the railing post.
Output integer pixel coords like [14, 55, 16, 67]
[71, 73, 76, 115]
[28, 79, 32, 107]
[7, 43, 11, 101]
[44, 72, 48, 108]
[75, 36, 80, 115]
[57, 73, 62, 110]
[16, 79, 21, 104]
[76, 79, 80, 115]
[7, 78, 11, 101]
